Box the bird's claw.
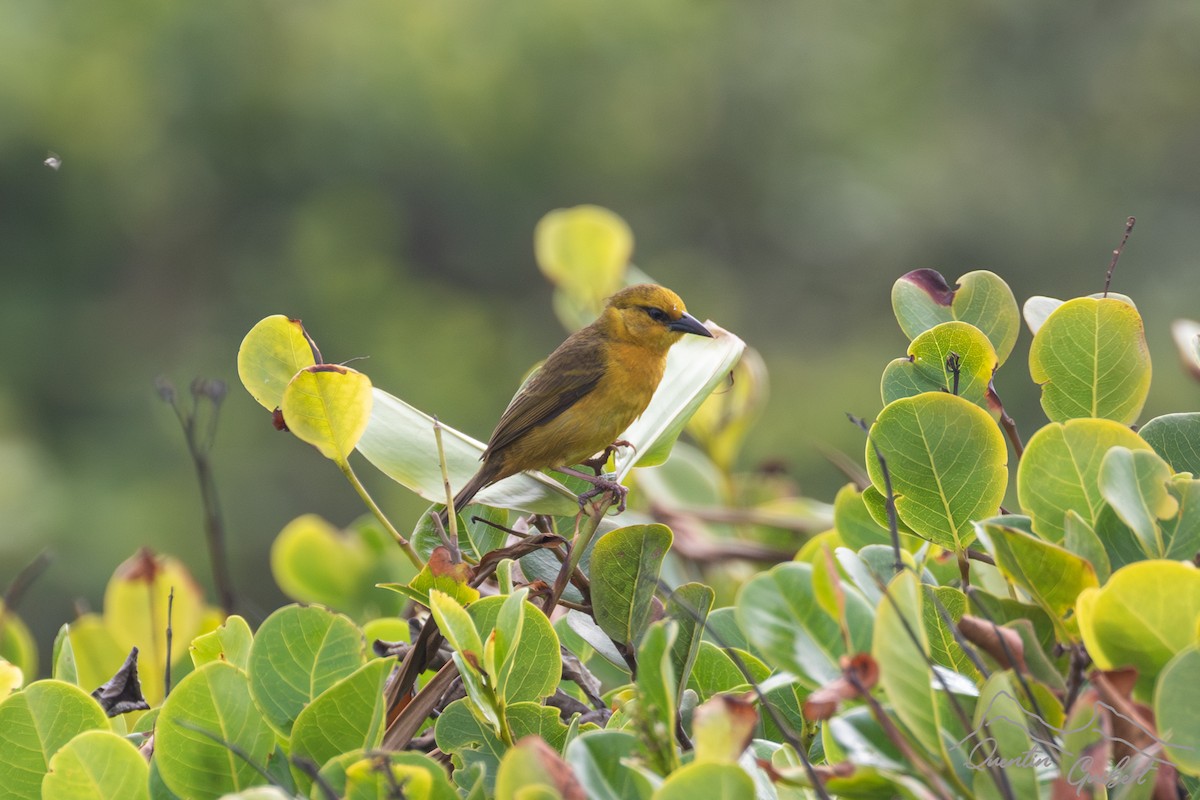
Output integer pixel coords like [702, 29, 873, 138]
[577, 473, 628, 514]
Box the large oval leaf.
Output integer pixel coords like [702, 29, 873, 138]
[1075, 560, 1200, 701]
[246, 605, 365, 737]
[1154, 645, 1200, 776]
[872, 571, 955, 760]
[290, 658, 392, 775]
[0, 680, 108, 800]
[534, 205, 632, 305]
[1140, 412, 1200, 476]
[42, 730, 149, 800]
[865, 392, 1007, 550]
[237, 315, 319, 411]
[590, 524, 672, 650]
[1017, 418, 1150, 542]
[1029, 296, 1151, 424]
[975, 520, 1099, 619]
[155, 662, 275, 800]
[281, 365, 373, 462]
[891, 269, 1020, 364]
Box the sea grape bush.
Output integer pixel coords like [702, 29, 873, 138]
[2, 207, 1199, 799]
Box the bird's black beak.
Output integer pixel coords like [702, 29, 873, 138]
[669, 313, 714, 338]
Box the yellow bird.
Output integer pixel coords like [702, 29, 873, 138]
[444, 284, 712, 522]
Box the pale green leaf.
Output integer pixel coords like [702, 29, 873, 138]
[1017, 418, 1151, 542]
[1029, 296, 1151, 424]
[866, 392, 1007, 550]
[237, 315, 319, 411]
[281, 365, 373, 461]
[1076, 560, 1200, 701]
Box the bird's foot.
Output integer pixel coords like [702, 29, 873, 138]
[577, 474, 628, 514]
[581, 439, 637, 476]
[555, 465, 628, 513]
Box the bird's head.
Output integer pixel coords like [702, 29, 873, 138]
[600, 284, 713, 350]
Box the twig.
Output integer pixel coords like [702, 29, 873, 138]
[2, 550, 53, 612]
[156, 377, 236, 614]
[1103, 216, 1136, 297]
[433, 417, 460, 552]
[847, 414, 904, 573]
[165, 586, 175, 698]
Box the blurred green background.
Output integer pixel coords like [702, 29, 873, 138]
[3, 0, 1199, 662]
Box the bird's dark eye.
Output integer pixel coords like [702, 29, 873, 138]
[642, 306, 670, 324]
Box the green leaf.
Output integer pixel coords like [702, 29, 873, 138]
[429, 590, 484, 665]
[736, 562, 873, 689]
[590, 524, 673, 650]
[833, 484, 919, 551]
[686, 642, 770, 701]
[1062, 510, 1111, 584]
[1028, 296, 1152, 424]
[1154, 644, 1200, 776]
[922, 586, 977, 679]
[535, 205, 633, 306]
[965, 672, 1040, 799]
[652, 761, 754, 799]
[634, 621, 679, 775]
[872, 571, 954, 759]
[1022, 292, 1137, 336]
[822, 706, 906, 771]
[429, 590, 498, 732]
[664, 583, 715, 704]
[891, 269, 1020, 364]
[50, 625, 77, 685]
[236, 315, 319, 411]
[190, 615, 253, 671]
[0, 680, 108, 800]
[290, 658, 393, 776]
[1140, 412, 1200, 476]
[1099, 446, 1177, 557]
[281, 364, 373, 462]
[436, 700, 571, 794]
[881, 321, 1000, 416]
[1162, 476, 1200, 562]
[414, 504, 509, 563]
[865, 392, 1007, 550]
[42, 730, 150, 800]
[247, 605, 365, 737]
[1017, 418, 1151, 542]
[488, 590, 561, 705]
[155, 662, 275, 800]
[975, 520, 1099, 618]
[564, 730, 652, 800]
[1076, 560, 1200, 701]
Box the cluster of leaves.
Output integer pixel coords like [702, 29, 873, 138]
[4, 207, 1200, 800]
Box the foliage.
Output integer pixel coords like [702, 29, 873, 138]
[4, 210, 1200, 798]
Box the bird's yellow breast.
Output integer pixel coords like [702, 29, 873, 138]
[501, 341, 667, 473]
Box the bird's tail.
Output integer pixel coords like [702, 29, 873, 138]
[438, 466, 497, 527]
